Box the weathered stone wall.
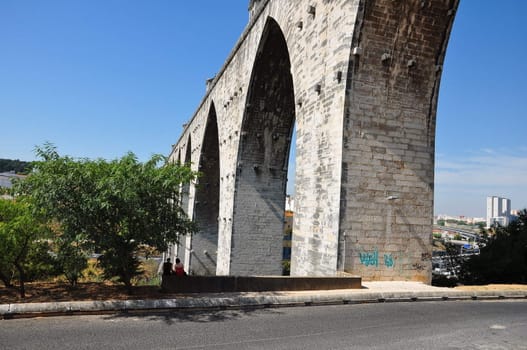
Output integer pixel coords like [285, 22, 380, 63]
[168, 0, 458, 281]
[339, 0, 459, 282]
[287, 0, 363, 276]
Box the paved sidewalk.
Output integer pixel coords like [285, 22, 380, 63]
[1, 282, 526, 319]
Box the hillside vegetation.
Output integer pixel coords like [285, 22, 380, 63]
[0, 159, 30, 174]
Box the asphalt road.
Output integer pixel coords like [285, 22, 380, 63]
[1, 300, 526, 350]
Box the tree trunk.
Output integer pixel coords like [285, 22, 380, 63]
[14, 262, 26, 298]
[123, 274, 133, 295]
[0, 270, 14, 288]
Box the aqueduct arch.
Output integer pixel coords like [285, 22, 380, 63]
[169, 0, 459, 282]
[230, 17, 296, 275]
[190, 103, 221, 275]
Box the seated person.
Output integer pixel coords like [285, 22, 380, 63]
[173, 258, 186, 276]
[162, 258, 172, 276]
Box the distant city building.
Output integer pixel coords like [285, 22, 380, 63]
[486, 196, 511, 228]
[434, 214, 485, 225]
[470, 217, 486, 225]
[0, 171, 26, 189]
[0, 171, 27, 200]
[285, 195, 295, 212]
[282, 196, 295, 272]
[282, 210, 293, 261]
[511, 209, 520, 216]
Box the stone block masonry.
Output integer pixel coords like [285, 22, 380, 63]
[168, 0, 458, 283]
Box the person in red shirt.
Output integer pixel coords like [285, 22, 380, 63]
[173, 258, 186, 276]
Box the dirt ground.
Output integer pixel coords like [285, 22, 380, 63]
[454, 284, 527, 291]
[0, 282, 179, 304]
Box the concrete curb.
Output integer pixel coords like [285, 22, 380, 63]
[2, 288, 526, 319]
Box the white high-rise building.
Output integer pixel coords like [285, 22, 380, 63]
[486, 196, 511, 228]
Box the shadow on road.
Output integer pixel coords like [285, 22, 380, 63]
[102, 305, 286, 325]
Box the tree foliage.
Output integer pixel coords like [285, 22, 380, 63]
[0, 198, 53, 297]
[0, 158, 30, 174]
[16, 144, 197, 290]
[53, 233, 88, 287]
[460, 210, 527, 284]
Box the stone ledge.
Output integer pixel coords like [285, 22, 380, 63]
[161, 275, 362, 293]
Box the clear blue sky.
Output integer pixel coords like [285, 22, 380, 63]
[1, 1, 526, 218]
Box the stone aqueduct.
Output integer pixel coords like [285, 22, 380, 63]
[168, 0, 459, 282]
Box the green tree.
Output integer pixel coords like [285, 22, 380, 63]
[460, 209, 527, 284]
[475, 222, 486, 230]
[54, 233, 88, 287]
[0, 250, 16, 288]
[17, 144, 197, 291]
[0, 198, 53, 297]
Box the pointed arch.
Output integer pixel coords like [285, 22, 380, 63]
[190, 102, 221, 275]
[231, 17, 296, 275]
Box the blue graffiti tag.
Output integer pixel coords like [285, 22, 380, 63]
[359, 249, 378, 267]
[384, 254, 394, 268]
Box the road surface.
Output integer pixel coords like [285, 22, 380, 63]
[1, 300, 526, 349]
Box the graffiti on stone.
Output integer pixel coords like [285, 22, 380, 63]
[359, 249, 378, 267]
[384, 254, 394, 268]
[359, 249, 397, 268]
